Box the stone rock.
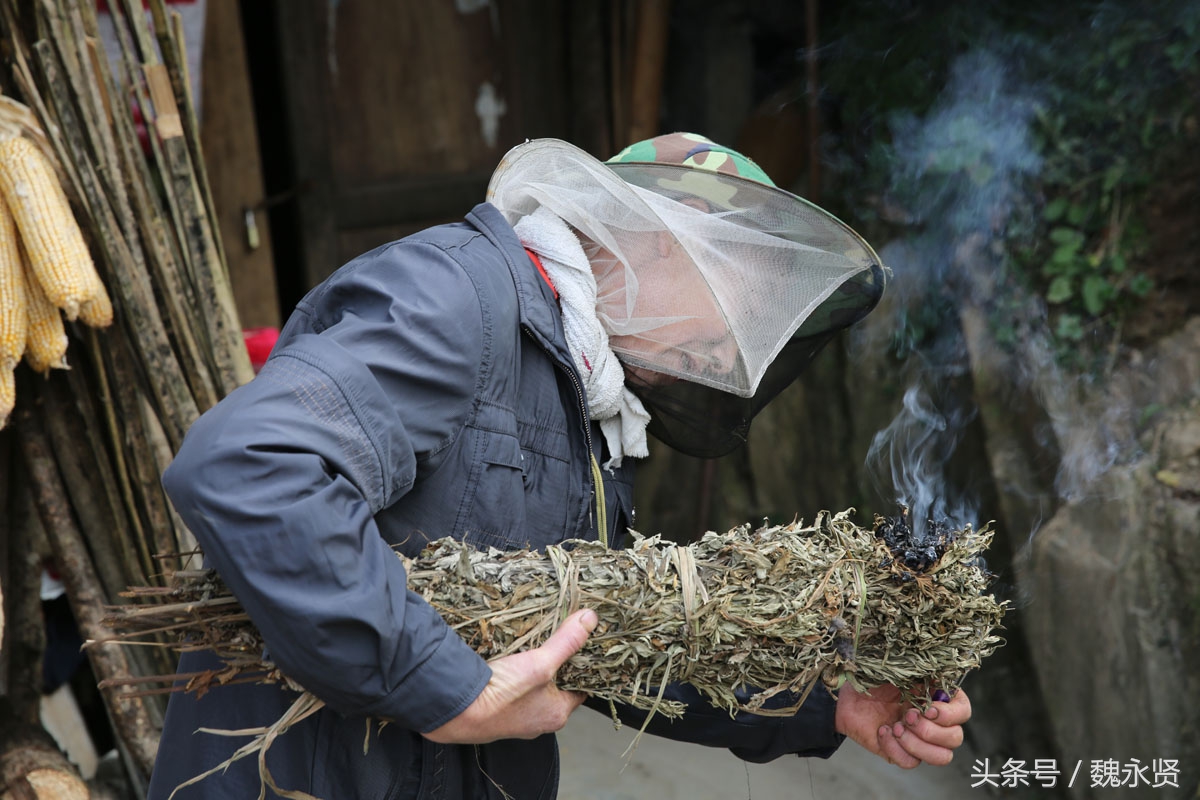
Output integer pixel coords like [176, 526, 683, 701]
[1016, 318, 1200, 798]
[1025, 403, 1200, 798]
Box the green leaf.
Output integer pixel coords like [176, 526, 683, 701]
[1056, 314, 1085, 341]
[1047, 275, 1074, 304]
[1081, 275, 1111, 316]
[1129, 273, 1154, 297]
[1043, 197, 1068, 222]
[1049, 226, 1084, 247]
[1066, 202, 1090, 226]
[1051, 244, 1083, 269]
[1139, 403, 1164, 426]
[1102, 164, 1125, 194]
[1109, 252, 1128, 274]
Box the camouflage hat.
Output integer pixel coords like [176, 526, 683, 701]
[606, 132, 782, 213]
[608, 132, 775, 185]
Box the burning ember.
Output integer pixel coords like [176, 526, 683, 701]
[874, 507, 958, 572]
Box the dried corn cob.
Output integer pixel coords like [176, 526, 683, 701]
[23, 254, 68, 373]
[0, 364, 13, 428]
[0, 194, 26, 370]
[0, 136, 104, 321]
[78, 266, 114, 328]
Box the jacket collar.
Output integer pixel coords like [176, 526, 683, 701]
[466, 202, 569, 358]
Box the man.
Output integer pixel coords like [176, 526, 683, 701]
[148, 133, 970, 799]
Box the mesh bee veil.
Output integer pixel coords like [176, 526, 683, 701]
[487, 135, 885, 457]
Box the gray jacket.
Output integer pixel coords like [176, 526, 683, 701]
[149, 203, 840, 800]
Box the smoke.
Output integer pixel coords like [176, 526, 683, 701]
[887, 49, 1042, 243]
[867, 386, 978, 542]
[862, 30, 1163, 530]
[863, 47, 1043, 530]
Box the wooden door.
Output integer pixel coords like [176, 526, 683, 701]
[259, 0, 613, 298]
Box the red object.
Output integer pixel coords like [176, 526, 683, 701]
[524, 249, 558, 299]
[243, 327, 280, 372]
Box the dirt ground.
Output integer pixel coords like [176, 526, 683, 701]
[556, 705, 975, 800]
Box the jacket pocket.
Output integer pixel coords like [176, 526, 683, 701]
[457, 429, 530, 551]
[310, 710, 425, 799]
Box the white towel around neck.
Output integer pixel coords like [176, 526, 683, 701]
[513, 206, 650, 469]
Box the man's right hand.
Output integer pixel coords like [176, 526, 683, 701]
[422, 608, 598, 744]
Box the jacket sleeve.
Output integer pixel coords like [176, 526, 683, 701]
[584, 682, 845, 762]
[162, 241, 492, 733]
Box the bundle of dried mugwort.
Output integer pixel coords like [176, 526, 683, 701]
[96, 509, 1006, 796]
[102, 509, 1005, 715]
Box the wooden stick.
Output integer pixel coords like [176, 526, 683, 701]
[144, 60, 252, 394]
[626, 0, 670, 144]
[1, 454, 44, 724]
[31, 40, 199, 448]
[101, 333, 180, 582]
[0, 432, 9, 669]
[0, 703, 89, 800]
[151, 0, 228, 273]
[79, 329, 153, 583]
[86, 19, 220, 412]
[36, 371, 129, 602]
[16, 404, 158, 779]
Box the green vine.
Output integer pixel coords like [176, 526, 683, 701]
[822, 0, 1200, 363]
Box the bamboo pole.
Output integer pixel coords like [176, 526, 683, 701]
[15, 403, 158, 779]
[143, 60, 251, 393]
[103, 340, 181, 577]
[109, 0, 251, 394]
[0, 433, 9, 663]
[37, 371, 129, 603]
[151, 0, 227, 273]
[0, 3, 88, 219]
[0, 0, 263, 783]
[31, 40, 199, 447]
[86, 9, 219, 413]
[33, 9, 214, 426]
[78, 329, 153, 583]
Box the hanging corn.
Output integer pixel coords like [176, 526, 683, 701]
[0, 193, 24, 427]
[0, 193, 26, 362]
[0, 133, 115, 427]
[0, 135, 111, 323]
[23, 253, 69, 374]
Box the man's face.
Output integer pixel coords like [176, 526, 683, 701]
[588, 234, 738, 388]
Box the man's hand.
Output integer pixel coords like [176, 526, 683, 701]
[835, 683, 971, 769]
[423, 608, 598, 745]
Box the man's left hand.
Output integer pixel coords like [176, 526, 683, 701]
[834, 683, 971, 768]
